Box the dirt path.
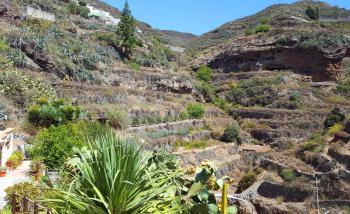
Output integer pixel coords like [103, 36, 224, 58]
[0, 161, 31, 209]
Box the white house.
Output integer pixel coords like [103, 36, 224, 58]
[0, 128, 14, 167]
[86, 5, 120, 26]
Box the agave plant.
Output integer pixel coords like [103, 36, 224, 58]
[45, 129, 183, 214]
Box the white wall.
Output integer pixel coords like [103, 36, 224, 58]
[0, 134, 14, 167]
[23, 6, 55, 22]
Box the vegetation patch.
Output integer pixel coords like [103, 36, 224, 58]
[221, 125, 242, 144]
[186, 103, 205, 119]
[281, 168, 295, 182]
[302, 132, 325, 153]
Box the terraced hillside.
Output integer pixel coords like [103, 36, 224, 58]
[1, 0, 350, 213]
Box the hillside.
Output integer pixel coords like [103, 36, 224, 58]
[1, 0, 350, 213]
[188, 0, 350, 51]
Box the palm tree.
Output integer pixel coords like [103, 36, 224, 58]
[45, 129, 183, 214]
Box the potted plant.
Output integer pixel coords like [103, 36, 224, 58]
[0, 166, 6, 177]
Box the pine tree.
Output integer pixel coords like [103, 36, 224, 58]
[116, 1, 137, 54]
[306, 6, 317, 20]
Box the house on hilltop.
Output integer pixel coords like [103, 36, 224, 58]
[86, 5, 120, 25]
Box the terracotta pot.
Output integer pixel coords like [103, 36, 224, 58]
[0, 171, 6, 177]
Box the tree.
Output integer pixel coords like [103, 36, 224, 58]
[306, 6, 317, 20]
[116, 1, 137, 55]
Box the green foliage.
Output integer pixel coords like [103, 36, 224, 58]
[196, 66, 212, 82]
[255, 24, 270, 33]
[306, 6, 319, 20]
[302, 132, 325, 152]
[116, 1, 137, 53]
[327, 123, 344, 136]
[226, 76, 283, 107]
[0, 37, 10, 52]
[175, 140, 208, 150]
[0, 71, 56, 108]
[185, 161, 237, 214]
[6, 151, 25, 169]
[245, 28, 255, 36]
[28, 122, 97, 169]
[134, 37, 171, 68]
[335, 78, 350, 97]
[186, 103, 205, 119]
[21, 17, 53, 33]
[95, 32, 118, 46]
[260, 18, 270, 25]
[129, 61, 141, 70]
[281, 169, 295, 182]
[27, 98, 81, 127]
[106, 110, 129, 130]
[221, 125, 242, 144]
[5, 182, 43, 205]
[45, 129, 184, 213]
[296, 32, 349, 50]
[324, 108, 345, 129]
[237, 171, 257, 193]
[67, 2, 90, 18]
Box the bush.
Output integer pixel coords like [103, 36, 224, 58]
[221, 125, 242, 144]
[27, 98, 81, 127]
[306, 6, 318, 20]
[327, 123, 344, 136]
[245, 28, 255, 36]
[302, 132, 325, 152]
[129, 61, 140, 70]
[281, 169, 295, 182]
[186, 103, 205, 119]
[324, 108, 345, 129]
[255, 24, 270, 33]
[5, 182, 43, 205]
[106, 110, 129, 130]
[67, 2, 90, 18]
[196, 66, 212, 82]
[6, 151, 25, 169]
[237, 171, 257, 193]
[28, 122, 98, 169]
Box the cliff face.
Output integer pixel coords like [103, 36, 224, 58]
[194, 30, 350, 81]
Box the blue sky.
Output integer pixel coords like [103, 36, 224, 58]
[104, 0, 350, 35]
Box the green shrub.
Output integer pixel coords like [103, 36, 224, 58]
[106, 110, 129, 130]
[175, 140, 208, 150]
[302, 132, 325, 152]
[129, 61, 141, 70]
[186, 103, 205, 119]
[324, 108, 345, 129]
[95, 32, 117, 46]
[281, 169, 295, 182]
[6, 151, 25, 169]
[67, 2, 90, 18]
[306, 6, 319, 20]
[260, 18, 270, 25]
[237, 171, 257, 193]
[255, 24, 270, 33]
[245, 28, 255, 36]
[28, 122, 98, 169]
[27, 98, 81, 127]
[196, 66, 212, 82]
[5, 182, 43, 205]
[221, 125, 242, 144]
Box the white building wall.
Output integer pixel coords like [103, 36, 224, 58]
[23, 6, 56, 22]
[0, 134, 14, 167]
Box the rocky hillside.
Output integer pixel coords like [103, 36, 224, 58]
[1, 0, 350, 213]
[188, 0, 350, 51]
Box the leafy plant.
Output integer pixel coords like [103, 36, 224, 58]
[186, 103, 205, 119]
[27, 98, 81, 127]
[67, 2, 90, 18]
[106, 110, 129, 130]
[281, 169, 295, 182]
[302, 132, 325, 152]
[255, 24, 269, 33]
[45, 129, 184, 213]
[196, 66, 213, 82]
[28, 122, 96, 169]
[324, 108, 345, 129]
[237, 171, 257, 193]
[5, 151, 25, 169]
[221, 125, 242, 144]
[5, 182, 43, 205]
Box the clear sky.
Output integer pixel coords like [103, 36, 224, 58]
[103, 0, 350, 35]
